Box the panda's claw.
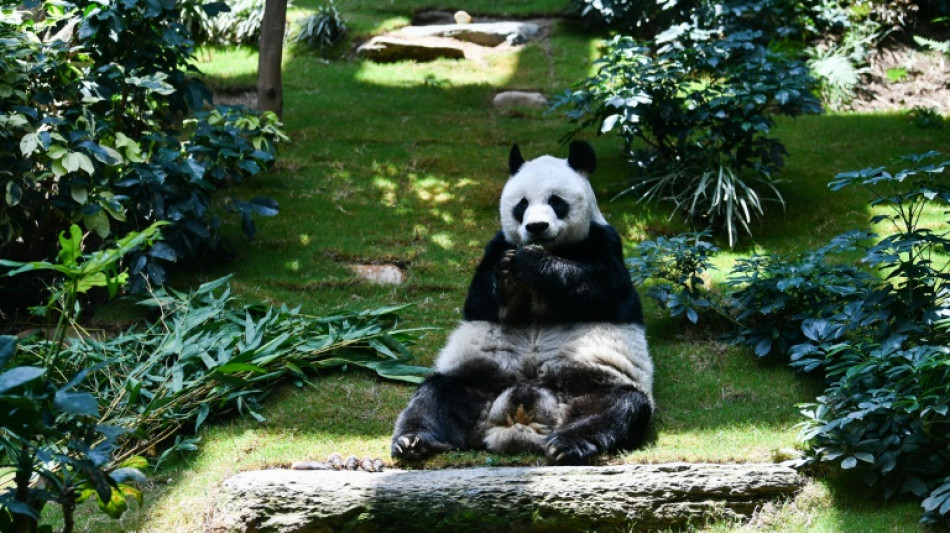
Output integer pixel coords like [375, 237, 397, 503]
[545, 434, 600, 465]
[391, 433, 451, 461]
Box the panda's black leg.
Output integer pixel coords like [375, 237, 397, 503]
[542, 365, 652, 465]
[392, 361, 510, 461]
[545, 387, 652, 464]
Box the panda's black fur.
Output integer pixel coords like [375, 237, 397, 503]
[391, 141, 654, 464]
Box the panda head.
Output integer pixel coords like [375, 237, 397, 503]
[500, 141, 607, 249]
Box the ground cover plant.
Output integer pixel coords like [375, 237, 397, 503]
[5, 0, 949, 531]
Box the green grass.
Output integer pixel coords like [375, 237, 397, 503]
[72, 1, 950, 530]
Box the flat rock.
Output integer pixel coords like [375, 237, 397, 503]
[348, 264, 406, 285]
[396, 21, 541, 47]
[356, 36, 465, 63]
[206, 463, 804, 532]
[493, 91, 548, 109]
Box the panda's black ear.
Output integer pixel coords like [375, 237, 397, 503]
[509, 144, 525, 176]
[567, 141, 596, 176]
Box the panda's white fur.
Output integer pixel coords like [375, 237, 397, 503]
[435, 320, 652, 453]
[391, 141, 654, 463]
[499, 155, 607, 249]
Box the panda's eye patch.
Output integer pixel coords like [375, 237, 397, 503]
[513, 198, 528, 223]
[548, 195, 570, 219]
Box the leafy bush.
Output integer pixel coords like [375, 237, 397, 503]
[0, 225, 162, 532]
[554, 28, 821, 244]
[0, 0, 286, 304]
[627, 231, 722, 324]
[569, 0, 806, 38]
[633, 152, 950, 526]
[568, 0, 698, 36]
[294, 1, 348, 50]
[0, 224, 427, 528]
[0, 335, 148, 532]
[725, 231, 876, 362]
[182, 0, 276, 47]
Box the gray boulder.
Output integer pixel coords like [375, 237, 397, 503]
[356, 36, 465, 63]
[397, 21, 541, 47]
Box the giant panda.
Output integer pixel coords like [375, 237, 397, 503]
[391, 141, 654, 464]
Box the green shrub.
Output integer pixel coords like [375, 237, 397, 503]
[0, 225, 161, 532]
[294, 1, 348, 51]
[0, 0, 287, 303]
[627, 231, 722, 324]
[554, 29, 821, 244]
[0, 224, 427, 528]
[725, 231, 875, 362]
[182, 0, 277, 47]
[631, 151, 950, 526]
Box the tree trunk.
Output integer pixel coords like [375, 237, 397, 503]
[206, 463, 804, 533]
[256, 0, 286, 118]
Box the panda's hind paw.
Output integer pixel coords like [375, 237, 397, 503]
[391, 433, 452, 461]
[545, 434, 600, 465]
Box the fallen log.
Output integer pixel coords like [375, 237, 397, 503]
[206, 463, 803, 533]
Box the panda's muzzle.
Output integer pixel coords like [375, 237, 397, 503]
[526, 222, 549, 235]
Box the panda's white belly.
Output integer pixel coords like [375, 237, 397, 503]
[435, 321, 652, 399]
[434, 320, 653, 454]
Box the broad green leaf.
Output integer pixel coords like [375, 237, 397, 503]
[54, 391, 100, 416]
[63, 151, 82, 173]
[5, 181, 22, 206]
[0, 335, 16, 367]
[19, 132, 38, 156]
[47, 144, 68, 159]
[77, 152, 95, 175]
[0, 366, 46, 393]
[84, 210, 111, 239]
[71, 185, 89, 205]
[97, 488, 128, 519]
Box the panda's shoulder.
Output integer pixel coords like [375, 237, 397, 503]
[582, 222, 623, 252]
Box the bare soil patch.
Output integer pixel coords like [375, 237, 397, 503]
[843, 43, 949, 114]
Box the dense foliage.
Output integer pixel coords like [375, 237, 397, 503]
[0, 0, 286, 305]
[0, 226, 426, 530]
[294, 0, 348, 51]
[629, 152, 950, 526]
[554, 2, 822, 245]
[182, 0, 272, 46]
[0, 225, 163, 532]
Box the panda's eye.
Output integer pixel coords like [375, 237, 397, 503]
[513, 198, 528, 223]
[548, 195, 570, 219]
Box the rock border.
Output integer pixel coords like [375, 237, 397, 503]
[206, 462, 804, 532]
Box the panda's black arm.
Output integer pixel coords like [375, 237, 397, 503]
[462, 231, 515, 321]
[511, 224, 630, 306]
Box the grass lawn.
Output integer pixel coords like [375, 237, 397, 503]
[77, 1, 950, 531]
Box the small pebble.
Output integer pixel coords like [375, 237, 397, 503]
[454, 10, 472, 24]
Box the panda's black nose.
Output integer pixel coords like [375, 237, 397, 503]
[526, 222, 549, 235]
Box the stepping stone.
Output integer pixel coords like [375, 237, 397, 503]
[397, 21, 541, 47]
[493, 91, 548, 110]
[348, 263, 406, 285]
[356, 36, 465, 63]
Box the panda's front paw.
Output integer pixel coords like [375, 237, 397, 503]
[498, 249, 520, 290]
[391, 433, 452, 461]
[545, 433, 601, 465]
[511, 246, 547, 281]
